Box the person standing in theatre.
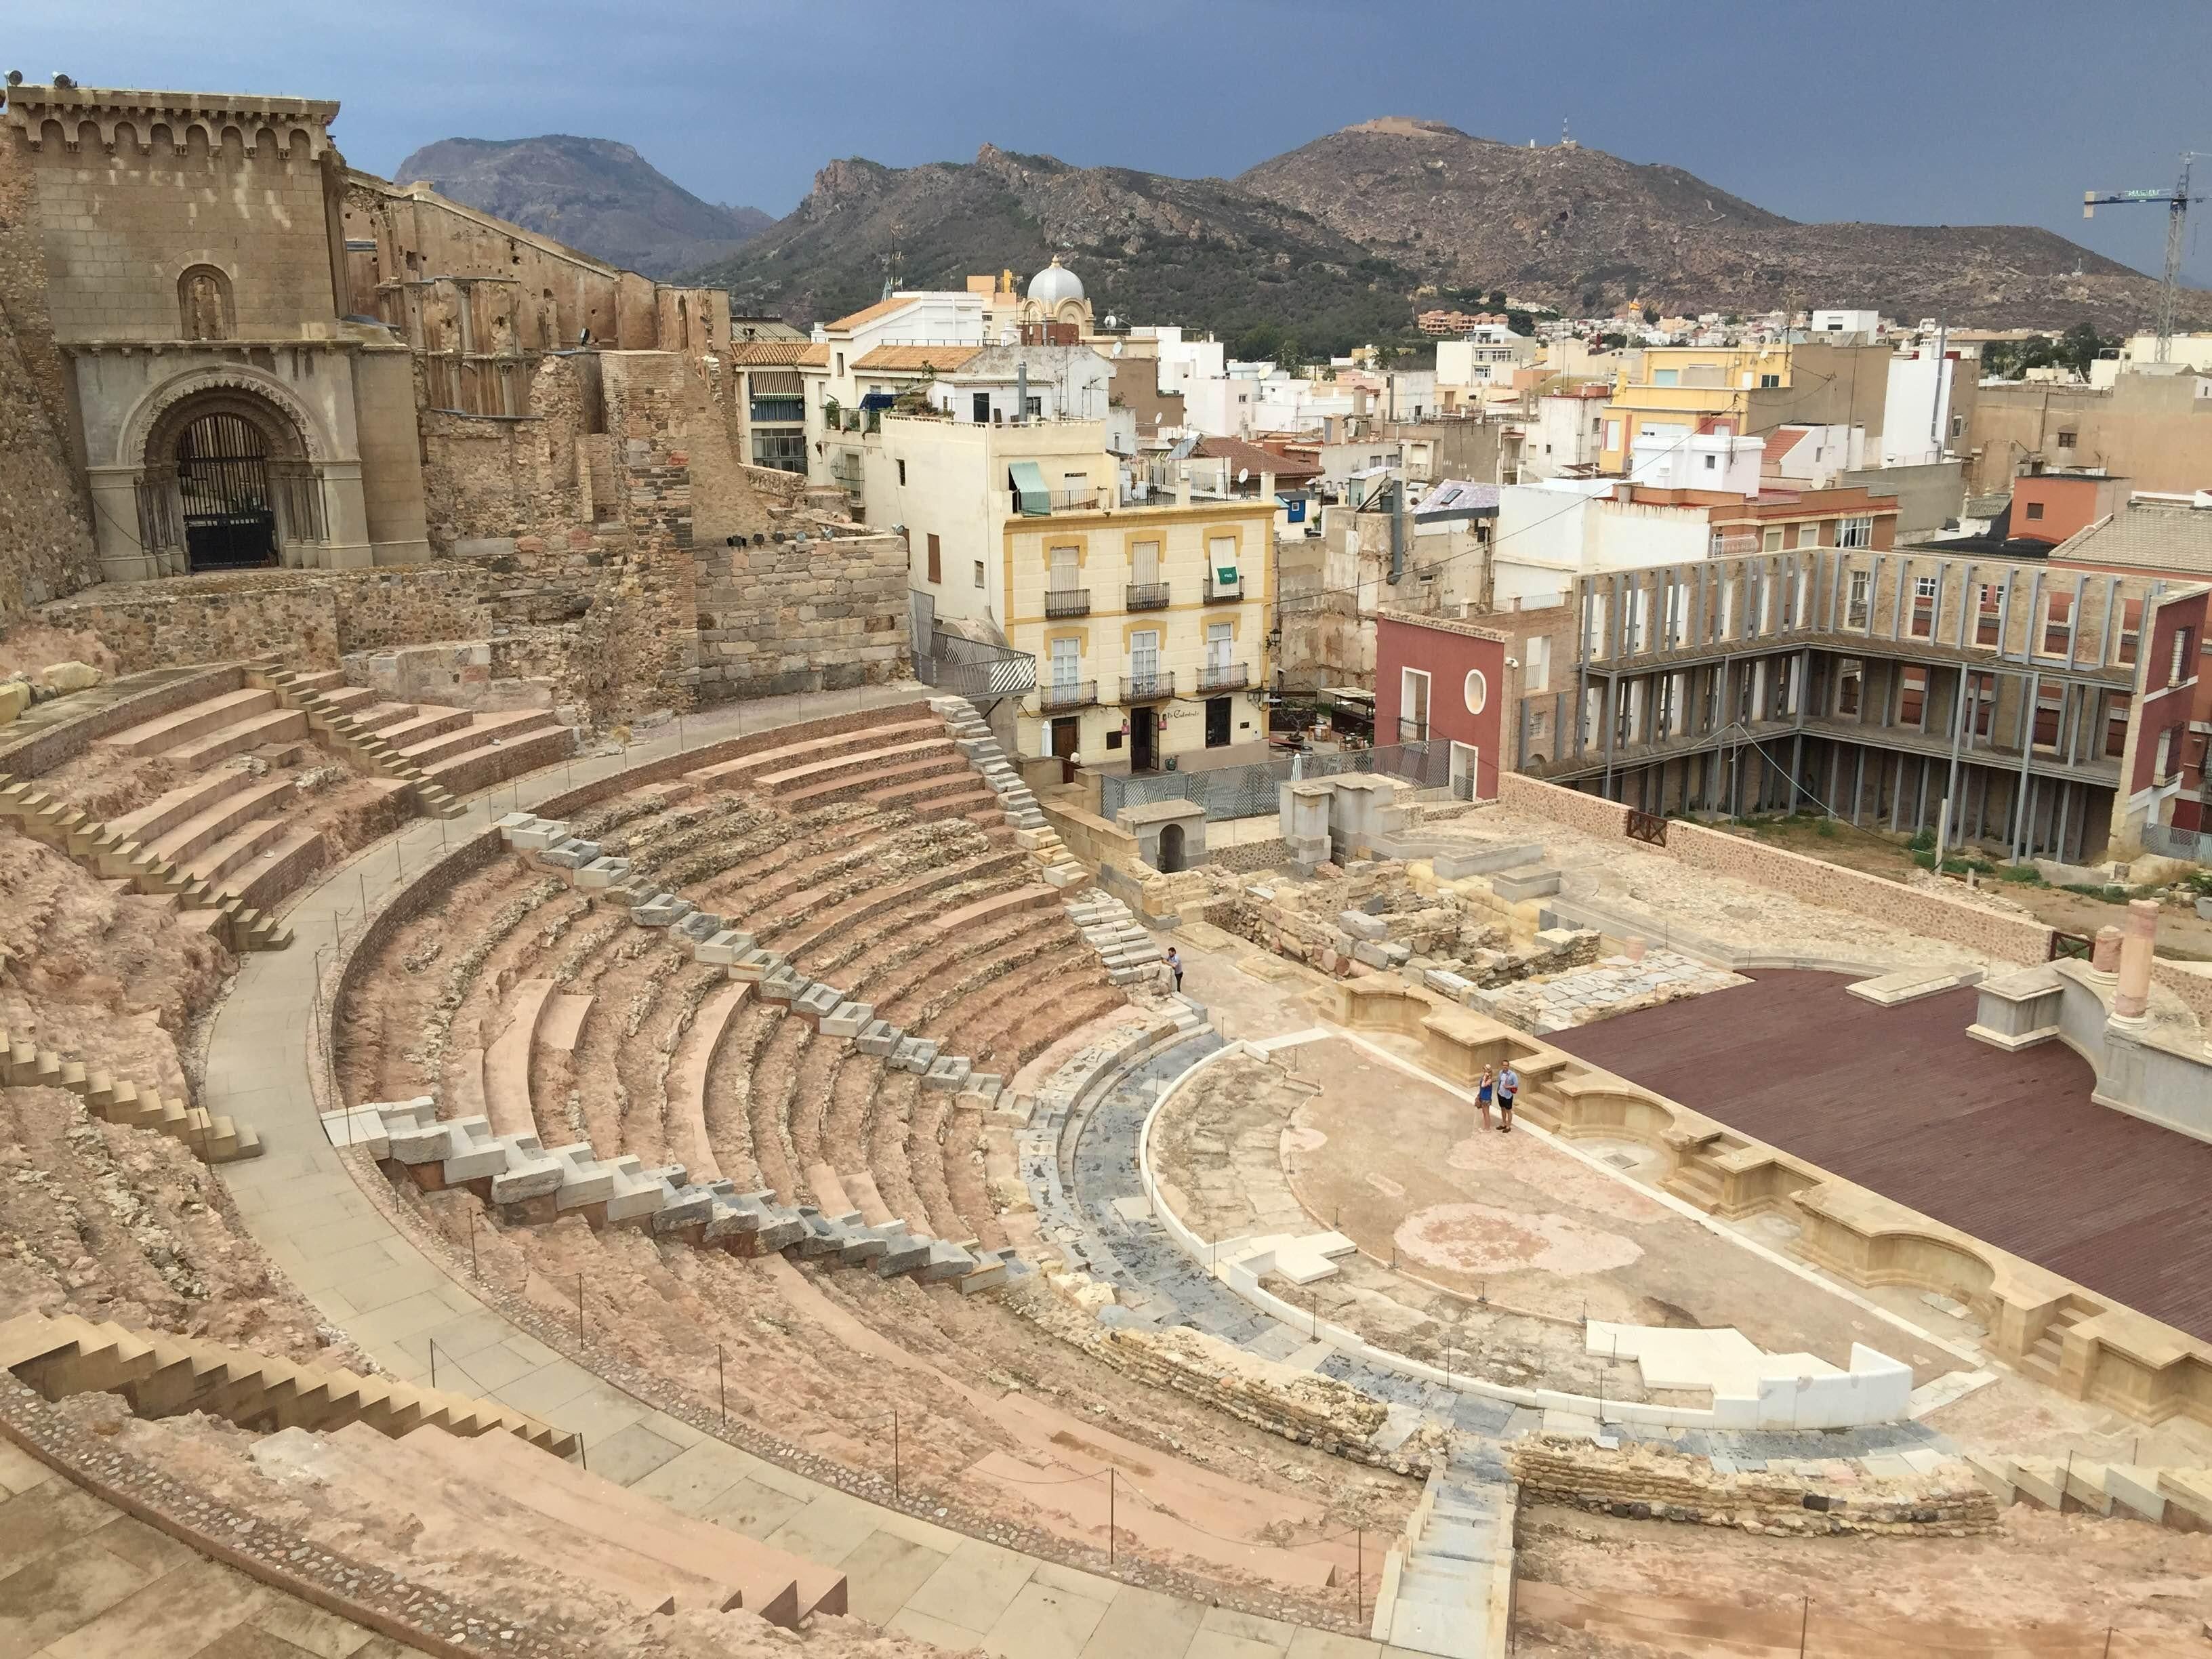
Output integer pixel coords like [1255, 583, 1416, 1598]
[1496, 1063, 1519, 1132]
[1475, 1065, 1495, 1130]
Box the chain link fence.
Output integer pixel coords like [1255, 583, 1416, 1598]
[2142, 822, 2212, 864]
[1100, 740, 1455, 823]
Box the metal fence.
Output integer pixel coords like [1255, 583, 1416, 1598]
[2142, 821, 2212, 863]
[1099, 740, 1453, 823]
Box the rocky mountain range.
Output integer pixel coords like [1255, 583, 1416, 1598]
[396, 117, 2202, 345]
[390, 135, 771, 279]
[684, 143, 1418, 352]
[1237, 119, 2195, 333]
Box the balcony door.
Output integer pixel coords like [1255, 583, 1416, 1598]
[1206, 622, 1233, 672]
[1049, 636, 1079, 691]
[1131, 628, 1160, 689]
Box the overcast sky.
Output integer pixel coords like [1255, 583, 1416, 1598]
[15, 0, 2212, 287]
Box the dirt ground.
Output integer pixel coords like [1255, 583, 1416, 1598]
[1, 1084, 363, 1366]
[0, 623, 118, 683]
[1720, 812, 2212, 961]
[49, 1397, 970, 1659]
[0, 825, 359, 1366]
[0, 828, 229, 1094]
[1514, 1500, 2212, 1653]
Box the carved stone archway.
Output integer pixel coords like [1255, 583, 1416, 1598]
[125, 375, 328, 573]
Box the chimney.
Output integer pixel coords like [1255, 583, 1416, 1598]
[1176, 465, 1191, 507]
[1260, 469, 1275, 505]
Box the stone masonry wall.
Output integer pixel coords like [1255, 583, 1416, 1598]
[0, 129, 100, 618]
[693, 531, 910, 704]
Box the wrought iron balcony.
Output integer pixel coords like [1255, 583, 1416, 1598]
[1203, 572, 1244, 602]
[1121, 669, 1174, 702]
[1044, 588, 1092, 619]
[1125, 581, 1170, 611]
[1038, 678, 1098, 712]
[1196, 661, 1250, 693]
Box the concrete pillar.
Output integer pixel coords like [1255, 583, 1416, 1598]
[2112, 898, 2158, 1022]
[2089, 925, 2123, 981]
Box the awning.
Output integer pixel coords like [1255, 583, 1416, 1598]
[859, 391, 899, 411]
[750, 369, 802, 394]
[1008, 460, 1050, 516]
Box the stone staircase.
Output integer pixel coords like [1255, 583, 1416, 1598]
[1373, 1456, 1517, 1659]
[927, 696, 1090, 890]
[926, 695, 1176, 985]
[249, 665, 574, 819]
[3, 1017, 260, 1162]
[1964, 1448, 2212, 1530]
[0, 774, 291, 951]
[0, 1311, 574, 1454]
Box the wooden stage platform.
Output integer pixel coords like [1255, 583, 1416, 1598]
[1549, 970, 2212, 1343]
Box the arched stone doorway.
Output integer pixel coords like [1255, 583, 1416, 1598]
[1158, 821, 1186, 874]
[134, 384, 325, 574]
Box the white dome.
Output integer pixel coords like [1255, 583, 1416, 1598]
[1027, 255, 1084, 305]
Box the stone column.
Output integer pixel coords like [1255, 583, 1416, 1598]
[2089, 925, 2122, 982]
[2112, 898, 2158, 1023]
[315, 459, 375, 570]
[86, 466, 171, 582]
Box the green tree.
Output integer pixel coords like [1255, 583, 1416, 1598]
[1274, 334, 1304, 373]
[1485, 288, 1507, 310]
[2056, 321, 2111, 380]
[1233, 319, 1283, 362]
[1641, 303, 1660, 325]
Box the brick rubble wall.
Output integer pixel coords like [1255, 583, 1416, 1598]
[1509, 1440, 1998, 1538]
[0, 131, 100, 617]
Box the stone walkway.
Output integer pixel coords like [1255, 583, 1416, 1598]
[203, 681, 1414, 1659]
[0, 1437, 426, 1658]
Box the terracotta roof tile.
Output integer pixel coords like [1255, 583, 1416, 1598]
[1196, 436, 1322, 481]
[824, 295, 918, 333]
[729, 341, 827, 366]
[851, 344, 979, 372]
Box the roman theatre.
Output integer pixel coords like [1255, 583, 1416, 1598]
[5, 78, 2212, 1659]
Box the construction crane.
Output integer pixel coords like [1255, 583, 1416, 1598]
[2083, 151, 2204, 362]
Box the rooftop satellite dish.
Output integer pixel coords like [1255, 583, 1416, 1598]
[1237, 467, 1250, 484]
[1111, 341, 1124, 358]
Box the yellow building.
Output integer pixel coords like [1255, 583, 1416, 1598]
[1596, 344, 1792, 471]
[1597, 341, 1893, 473]
[1005, 494, 1274, 771]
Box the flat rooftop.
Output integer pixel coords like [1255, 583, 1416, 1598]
[1549, 970, 2212, 1343]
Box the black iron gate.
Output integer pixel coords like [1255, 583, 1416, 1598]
[178, 413, 277, 571]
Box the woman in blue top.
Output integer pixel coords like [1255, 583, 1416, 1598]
[1475, 1065, 1495, 1130]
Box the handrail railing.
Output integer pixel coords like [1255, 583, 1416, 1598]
[1196, 661, 1250, 693]
[1126, 582, 1170, 611]
[1121, 670, 1174, 702]
[1044, 588, 1092, 619]
[1038, 678, 1098, 712]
